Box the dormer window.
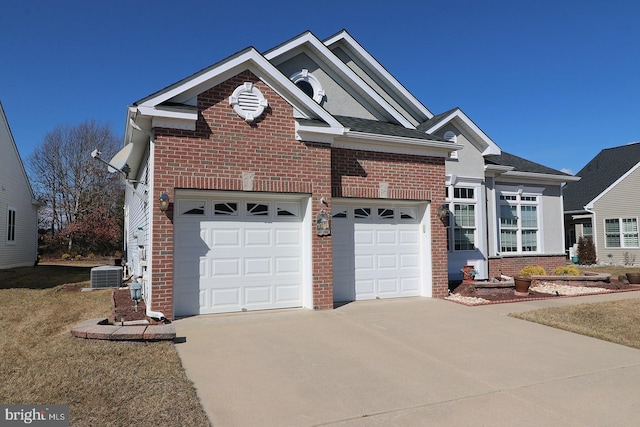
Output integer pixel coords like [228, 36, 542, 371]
[290, 69, 325, 104]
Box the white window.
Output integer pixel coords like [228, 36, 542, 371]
[605, 218, 639, 248]
[289, 69, 325, 104]
[499, 193, 539, 253]
[446, 187, 476, 251]
[7, 207, 16, 244]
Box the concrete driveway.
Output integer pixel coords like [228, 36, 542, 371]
[174, 294, 640, 426]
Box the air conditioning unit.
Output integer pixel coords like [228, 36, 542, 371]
[90, 266, 123, 288]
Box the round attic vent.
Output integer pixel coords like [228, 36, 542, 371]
[229, 82, 268, 122]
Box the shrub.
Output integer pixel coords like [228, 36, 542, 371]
[75, 255, 83, 260]
[61, 253, 71, 260]
[552, 265, 580, 276]
[577, 236, 596, 265]
[519, 265, 546, 277]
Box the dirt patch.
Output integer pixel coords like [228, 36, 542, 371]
[112, 288, 148, 323]
[450, 277, 640, 305]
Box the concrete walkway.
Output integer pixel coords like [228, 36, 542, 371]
[174, 292, 640, 426]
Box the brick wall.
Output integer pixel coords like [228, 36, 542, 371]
[149, 69, 449, 317]
[331, 148, 449, 297]
[488, 255, 568, 278]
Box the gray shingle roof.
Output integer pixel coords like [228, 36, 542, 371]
[563, 142, 640, 211]
[416, 108, 458, 132]
[485, 151, 572, 176]
[333, 115, 449, 142]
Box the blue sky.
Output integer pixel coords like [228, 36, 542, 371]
[2, 0, 638, 175]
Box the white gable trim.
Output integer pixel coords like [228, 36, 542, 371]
[585, 161, 640, 209]
[264, 32, 415, 128]
[134, 48, 342, 130]
[323, 30, 433, 122]
[0, 103, 36, 199]
[334, 132, 461, 158]
[422, 108, 501, 156]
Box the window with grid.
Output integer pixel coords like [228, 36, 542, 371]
[499, 194, 538, 253]
[447, 187, 476, 251]
[605, 218, 639, 248]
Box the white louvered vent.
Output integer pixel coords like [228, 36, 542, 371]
[230, 82, 268, 122]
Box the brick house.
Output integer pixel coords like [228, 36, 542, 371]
[119, 30, 575, 319]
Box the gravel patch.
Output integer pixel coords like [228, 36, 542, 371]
[445, 293, 490, 305]
[530, 281, 609, 296]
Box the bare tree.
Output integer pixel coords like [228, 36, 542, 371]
[28, 120, 124, 255]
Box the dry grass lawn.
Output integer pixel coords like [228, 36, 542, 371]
[511, 298, 640, 349]
[0, 265, 210, 426]
[511, 266, 640, 349]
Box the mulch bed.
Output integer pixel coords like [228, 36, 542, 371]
[450, 277, 640, 305]
[112, 288, 148, 323]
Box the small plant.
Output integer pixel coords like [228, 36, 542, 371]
[623, 252, 637, 266]
[61, 253, 71, 260]
[552, 265, 580, 276]
[114, 250, 123, 259]
[75, 255, 83, 260]
[87, 253, 96, 259]
[518, 265, 546, 277]
[577, 236, 596, 265]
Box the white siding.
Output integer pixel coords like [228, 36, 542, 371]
[125, 151, 150, 279]
[0, 104, 38, 269]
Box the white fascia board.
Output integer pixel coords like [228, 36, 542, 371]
[295, 121, 345, 143]
[585, 161, 640, 209]
[335, 131, 462, 158]
[423, 108, 501, 155]
[135, 48, 341, 130]
[323, 30, 434, 121]
[485, 164, 514, 175]
[497, 171, 581, 184]
[136, 105, 198, 121]
[264, 32, 414, 128]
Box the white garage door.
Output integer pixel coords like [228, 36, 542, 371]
[174, 194, 305, 316]
[332, 203, 425, 302]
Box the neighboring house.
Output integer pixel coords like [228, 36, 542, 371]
[0, 101, 39, 269]
[563, 142, 640, 265]
[118, 30, 576, 319]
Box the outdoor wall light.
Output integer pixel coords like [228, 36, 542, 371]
[159, 193, 170, 212]
[436, 204, 449, 220]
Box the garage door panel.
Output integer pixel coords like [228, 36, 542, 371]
[245, 228, 271, 246]
[377, 230, 397, 244]
[378, 254, 398, 269]
[354, 230, 374, 245]
[212, 258, 240, 276]
[275, 257, 300, 274]
[244, 257, 271, 275]
[355, 279, 375, 298]
[333, 203, 424, 302]
[401, 277, 420, 292]
[174, 195, 304, 316]
[400, 253, 419, 268]
[212, 229, 240, 247]
[275, 229, 300, 245]
[378, 279, 399, 294]
[354, 254, 374, 270]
